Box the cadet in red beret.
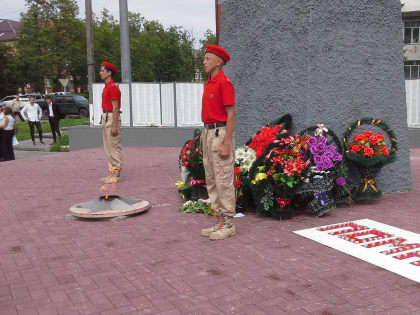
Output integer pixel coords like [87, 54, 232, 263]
[99, 61, 123, 184]
[200, 45, 237, 240]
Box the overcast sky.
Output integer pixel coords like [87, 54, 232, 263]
[1, 0, 216, 41]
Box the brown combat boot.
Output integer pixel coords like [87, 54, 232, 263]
[100, 168, 122, 183]
[208, 215, 236, 240]
[201, 214, 221, 237]
[100, 175, 113, 183]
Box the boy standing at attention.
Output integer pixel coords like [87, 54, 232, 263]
[200, 45, 237, 240]
[99, 61, 122, 184]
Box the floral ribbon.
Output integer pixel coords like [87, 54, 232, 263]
[190, 178, 206, 187]
[362, 178, 378, 193]
[291, 134, 311, 154]
[314, 192, 328, 205]
[315, 124, 328, 137]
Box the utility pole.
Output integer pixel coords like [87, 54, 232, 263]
[119, 0, 132, 83]
[119, 0, 133, 126]
[85, 0, 95, 105]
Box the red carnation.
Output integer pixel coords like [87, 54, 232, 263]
[276, 197, 291, 208]
[369, 135, 378, 146]
[363, 147, 374, 157]
[350, 144, 361, 153]
[249, 125, 283, 157]
[363, 130, 374, 137]
[284, 161, 295, 176]
[377, 133, 384, 141]
[272, 156, 284, 166]
[234, 179, 243, 188]
[234, 167, 241, 176]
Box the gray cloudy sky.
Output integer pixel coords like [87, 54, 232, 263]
[1, 0, 215, 40]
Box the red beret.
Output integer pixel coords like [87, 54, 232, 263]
[101, 61, 118, 74]
[205, 45, 230, 63]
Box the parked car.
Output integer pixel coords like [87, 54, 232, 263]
[0, 95, 18, 107]
[50, 92, 72, 96]
[0, 95, 31, 108]
[38, 94, 89, 118]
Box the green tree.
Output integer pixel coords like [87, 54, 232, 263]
[0, 43, 26, 96]
[16, 0, 85, 92]
[93, 9, 121, 82]
[197, 29, 217, 81]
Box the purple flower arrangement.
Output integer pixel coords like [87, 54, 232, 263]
[308, 136, 342, 171]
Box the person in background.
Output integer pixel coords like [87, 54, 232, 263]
[20, 96, 44, 145]
[45, 95, 62, 143]
[0, 106, 16, 161]
[9, 95, 25, 122]
[0, 106, 4, 161]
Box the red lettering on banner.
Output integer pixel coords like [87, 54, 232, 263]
[339, 230, 394, 244]
[315, 220, 420, 268]
[318, 223, 369, 235]
[381, 243, 420, 255]
[392, 251, 420, 266]
[363, 238, 406, 248]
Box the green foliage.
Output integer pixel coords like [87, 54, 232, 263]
[180, 201, 213, 216]
[50, 134, 69, 152]
[197, 30, 217, 81]
[0, 42, 25, 96]
[93, 9, 121, 82]
[16, 121, 52, 141]
[15, 117, 88, 141]
[16, 0, 85, 92]
[2, 2, 205, 96]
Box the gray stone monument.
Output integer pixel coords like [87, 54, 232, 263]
[221, 0, 412, 193]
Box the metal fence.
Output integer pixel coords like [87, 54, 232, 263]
[90, 82, 204, 127]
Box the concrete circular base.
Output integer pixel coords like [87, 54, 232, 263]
[69, 196, 151, 219]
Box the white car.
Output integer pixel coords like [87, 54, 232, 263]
[0, 95, 17, 107]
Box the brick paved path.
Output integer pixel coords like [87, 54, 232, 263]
[1, 147, 420, 314]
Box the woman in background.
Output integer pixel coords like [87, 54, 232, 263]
[0, 106, 4, 161]
[0, 106, 16, 161]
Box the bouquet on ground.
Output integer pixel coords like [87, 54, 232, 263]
[298, 124, 345, 217]
[347, 130, 391, 166]
[245, 114, 292, 158]
[343, 118, 397, 200]
[176, 130, 208, 201]
[234, 146, 256, 208]
[180, 200, 213, 216]
[250, 134, 310, 219]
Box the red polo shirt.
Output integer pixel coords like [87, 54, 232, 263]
[102, 80, 121, 111]
[201, 70, 235, 124]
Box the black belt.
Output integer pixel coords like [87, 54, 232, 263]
[205, 122, 226, 129]
[103, 110, 122, 113]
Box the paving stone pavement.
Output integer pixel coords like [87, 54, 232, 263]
[1, 147, 420, 315]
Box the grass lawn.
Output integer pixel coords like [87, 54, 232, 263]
[16, 117, 89, 141]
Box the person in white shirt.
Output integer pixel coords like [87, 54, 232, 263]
[9, 95, 25, 121]
[0, 106, 4, 161]
[20, 96, 44, 145]
[0, 106, 16, 161]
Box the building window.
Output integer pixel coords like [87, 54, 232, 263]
[405, 21, 420, 44]
[404, 61, 420, 79]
